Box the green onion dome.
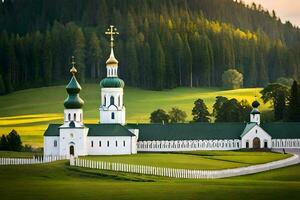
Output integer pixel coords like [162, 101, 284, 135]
[100, 77, 125, 88]
[64, 67, 84, 109]
[252, 100, 260, 108]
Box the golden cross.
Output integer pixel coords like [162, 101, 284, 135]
[70, 56, 77, 75]
[105, 25, 119, 48]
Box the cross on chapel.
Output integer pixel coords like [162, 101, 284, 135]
[105, 25, 119, 48]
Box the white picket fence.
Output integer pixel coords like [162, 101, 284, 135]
[70, 154, 300, 179]
[0, 155, 68, 166]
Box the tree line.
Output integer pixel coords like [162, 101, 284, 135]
[150, 79, 300, 123]
[1, 0, 300, 94]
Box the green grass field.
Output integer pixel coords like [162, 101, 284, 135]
[84, 151, 290, 170]
[0, 158, 299, 200]
[0, 84, 270, 147]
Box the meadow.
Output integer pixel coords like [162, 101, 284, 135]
[84, 151, 290, 170]
[0, 157, 299, 200]
[0, 84, 269, 147]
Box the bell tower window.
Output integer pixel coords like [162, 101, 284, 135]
[110, 96, 114, 105]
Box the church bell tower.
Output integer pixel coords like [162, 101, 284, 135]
[99, 25, 126, 124]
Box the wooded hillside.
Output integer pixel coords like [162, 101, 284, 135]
[0, 0, 300, 93]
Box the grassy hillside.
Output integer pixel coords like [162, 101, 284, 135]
[0, 84, 270, 146]
[0, 160, 300, 200]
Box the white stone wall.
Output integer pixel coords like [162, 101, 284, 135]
[87, 136, 137, 155]
[99, 87, 125, 124]
[241, 125, 272, 148]
[272, 139, 300, 148]
[44, 136, 60, 156]
[59, 127, 89, 157]
[137, 139, 241, 152]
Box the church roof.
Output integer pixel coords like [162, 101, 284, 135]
[44, 124, 60, 136]
[240, 123, 257, 137]
[44, 123, 135, 137]
[261, 122, 300, 139]
[44, 122, 300, 139]
[126, 123, 246, 141]
[86, 124, 134, 137]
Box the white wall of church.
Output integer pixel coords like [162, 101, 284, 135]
[137, 139, 241, 152]
[59, 128, 89, 157]
[241, 125, 272, 148]
[44, 136, 60, 156]
[87, 136, 137, 155]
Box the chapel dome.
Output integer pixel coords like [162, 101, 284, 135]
[100, 77, 125, 88]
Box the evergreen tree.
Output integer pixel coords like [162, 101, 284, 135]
[0, 74, 5, 95]
[6, 129, 22, 151]
[73, 28, 86, 82]
[43, 31, 53, 85]
[151, 34, 165, 90]
[260, 83, 290, 121]
[0, 134, 8, 150]
[86, 32, 101, 80]
[125, 38, 138, 86]
[288, 80, 300, 121]
[192, 99, 210, 122]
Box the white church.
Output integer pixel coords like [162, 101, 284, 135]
[44, 26, 300, 157]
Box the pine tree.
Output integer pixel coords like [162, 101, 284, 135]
[192, 99, 210, 122]
[86, 32, 101, 80]
[151, 34, 165, 90]
[0, 74, 5, 95]
[43, 31, 53, 85]
[125, 38, 138, 86]
[6, 129, 22, 151]
[73, 28, 86, 82]
[0, 134, 8, 150]
[288, 80, 300, 121]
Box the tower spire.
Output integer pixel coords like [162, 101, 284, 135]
[70, 56, 77, 75]
[105, 25, 119, 66]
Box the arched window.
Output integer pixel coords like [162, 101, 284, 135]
[68, 113, 71, 121]
[99, 141, 101, 147]
[123, 141, 126, 147]
[115, 141, 118, 147]
[104, 96, 106, 106]
[54, 140, 57, 147]
[118, 96, 120, 106]
[111, 112, 115, 119]
[91, 141, 93, 147]
[74, 113, 76, 121]
[107, 141, 110, 147]
[110, 96, 114, 105]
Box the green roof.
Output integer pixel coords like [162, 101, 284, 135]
[64, 76, 84, 109]
[44, 124, 60, 136]
[126, 123, 246, 141]
[86, 124, 134, 137]
[44, 124, 135, 137]
[100, 77, 125, 88]
[261, 123, 300, 139]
